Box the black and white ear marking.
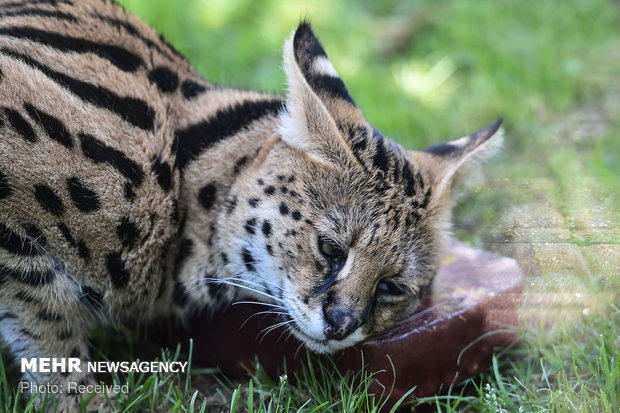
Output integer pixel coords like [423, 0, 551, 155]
[277, 22, 364, 163]
[410, 118, 504, 208]
[425, 118, 504, 160]
[292, 22, 356, 105]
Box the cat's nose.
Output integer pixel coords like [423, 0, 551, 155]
[323, 306, 359, 340]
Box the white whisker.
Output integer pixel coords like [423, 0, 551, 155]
[200, 277, 284, 303]
[257, 320, 295, 345]
[240, 309, 289, 329]
[232, 300, 287, 310]
[209, 276, 283, 297]
[277, 327, 296, 343]
[294, 341, 306, 358]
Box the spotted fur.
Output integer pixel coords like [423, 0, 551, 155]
[0, 2, 502, 411]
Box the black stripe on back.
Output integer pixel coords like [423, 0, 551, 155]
[0, 26, 143, 72]
[148, 66, 178, 93]
[0, 8, 78, 23]
[24, 103, 73, 149]
[4, 107, 36, 142]
[91, 13, 177, 62]
[0, 48, 154, 130]
[157, 32, 186, 62]
[173, 99, 283, 170]
[2, 1, 73, 8]
[181, 80, 208, 100]
[78, 133, 144, 186]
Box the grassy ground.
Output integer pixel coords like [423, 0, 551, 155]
[2, 0, 619, 411]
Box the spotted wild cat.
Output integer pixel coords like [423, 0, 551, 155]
[0, 0, 503, 410]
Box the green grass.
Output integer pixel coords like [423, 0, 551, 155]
[0, 336, 416, 412]
[2, 0, 619, 411]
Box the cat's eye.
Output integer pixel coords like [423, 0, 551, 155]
[319, 238, 341, 257]
[376, 279, 409, 296]
[318, 236, 346, 271]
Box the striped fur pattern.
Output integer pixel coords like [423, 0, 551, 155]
[0, 1, 502, 410]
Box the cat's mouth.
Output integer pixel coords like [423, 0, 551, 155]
[288, 324, 329, 351]
[283, 308, 366, 354]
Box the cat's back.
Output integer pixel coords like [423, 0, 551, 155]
[0, 0, 201, 295]
[0, 0, 203, 147]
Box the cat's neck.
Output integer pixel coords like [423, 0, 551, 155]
[163, 89, 284, 306]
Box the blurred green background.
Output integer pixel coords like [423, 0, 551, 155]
[118, 0, 619, 150]
[115, 0, 620, 410]
[118, 0, 619, 285]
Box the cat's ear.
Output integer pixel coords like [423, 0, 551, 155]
[409, 119, 504, 209]
[276, 22, 365, 164]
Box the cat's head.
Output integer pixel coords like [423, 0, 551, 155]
[222, 23, 503, 353]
